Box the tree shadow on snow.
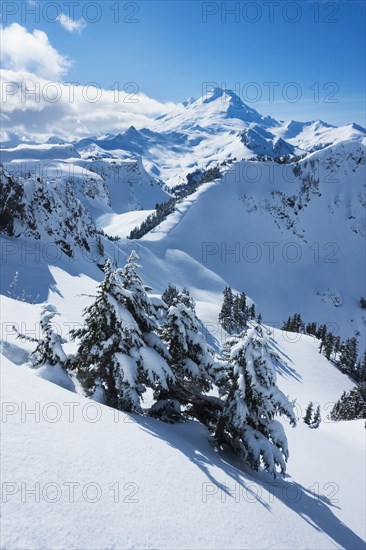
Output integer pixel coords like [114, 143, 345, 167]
[134, 414, 365, 549]
[269, 338, 302, 382]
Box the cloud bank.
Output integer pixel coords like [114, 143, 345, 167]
[0, 24, 177, 142]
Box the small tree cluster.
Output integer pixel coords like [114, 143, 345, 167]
[282, 313, 305, 333]
[283, 312, 365, 383]
[174, 165, 222, 199]
[128, 198, 176, 239]
[330, 383, 366, 421]
[128, 166, 222, 240]
[219, 287, 256, 334]
[21, 255, 296, 477]
[161, 284, 195, 310]
[303, 402, 321, 428]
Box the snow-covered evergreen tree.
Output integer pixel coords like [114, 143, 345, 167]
[282, 313, 304, 333]
[31, 306, 67, 368]
[15, 305, 66, 368]
[161, 283, 179, 308]
[360, 351, 366, 383]
[219, 286, 234, 333]
[153, 289, 218, 422]
[214, 323, 296, 476]
[119, 251, 158, 334]
[219, 288, 248, 334]
[179, 287, 196, 311]
[248, 303, 256, 320]
[71, 257, 173, 412]
[316, 323, 327, 341]
[15, 305, 73, 389]
[233, 292, 247, 329]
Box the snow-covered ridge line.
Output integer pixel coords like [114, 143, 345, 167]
[2, 87, 365, 187]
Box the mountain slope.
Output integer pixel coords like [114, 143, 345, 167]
[1, 332, 364, 550]
[139, 141, 366, 343]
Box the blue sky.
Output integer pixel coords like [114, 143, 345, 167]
[1, 0, 365, 126]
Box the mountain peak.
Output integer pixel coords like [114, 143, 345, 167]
[202, 87, 242, 105]
[198, 87, 277, 127]
[182, 97, 195, 107]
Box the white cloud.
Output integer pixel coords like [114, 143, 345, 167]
[58, 13, 86, 34]
[0, 23, 72, 79]
[0, 24, 178, 142]
[0, 69, 178, 142]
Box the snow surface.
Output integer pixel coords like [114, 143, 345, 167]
[1, 338, 364, 549]
[96, 210, 155, 239]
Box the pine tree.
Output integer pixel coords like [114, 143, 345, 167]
[306, 322, 317, 336]
[232, 292, 248, 332]
[338, 337, 358, 377]
[323, 332, 334, 360]
[248, 303, 256, 320]
[214, 323, 296, 476]
[33, 306, 67, 367]
[232, 294, 240, 328]
[283, 313, 305, 333]
[119, 250, 159, 334]
[303, 402, 314, 425]
[154, 291, 218, 422]
[219, 286, 235, 333]
[359, 351, 366, 383]
[333, 336, 341, 360]
[311, 405, 321, 428]
[70, 257, 173, 412]
[15, 305, 72, 388]
[16, 305, 66, 368]
[316, 324, 327, 341]
[237, 292, 247, 327]
[292, 313, 304, 332]
[161, 283, 179, 307]
[180, 287, 196, 311]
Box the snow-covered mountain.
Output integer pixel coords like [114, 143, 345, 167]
[1, 87, 365, 334]
[275, 119, 366, 152]
[1, 86, 365, 549]
[2, 88, 365, 187]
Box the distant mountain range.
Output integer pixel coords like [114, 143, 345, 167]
[1, 87, 365, 187]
